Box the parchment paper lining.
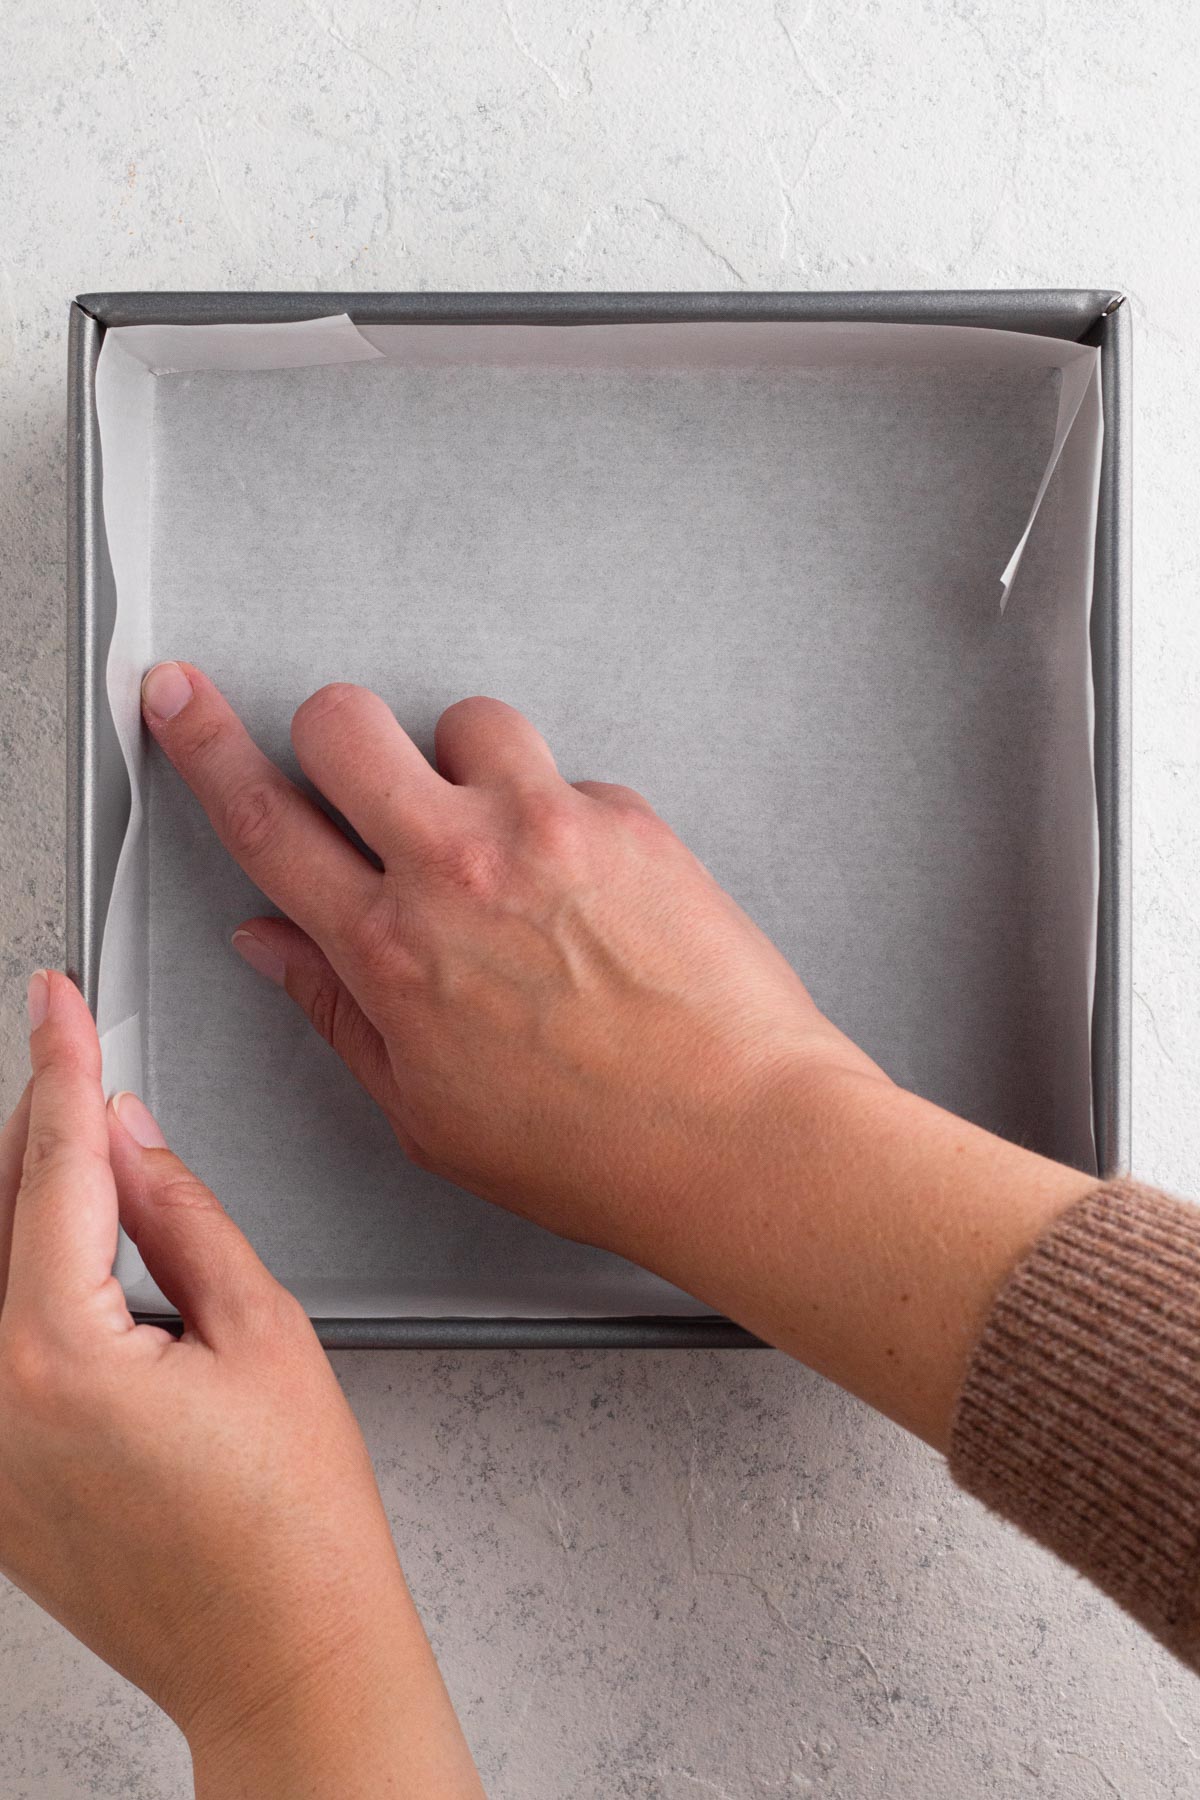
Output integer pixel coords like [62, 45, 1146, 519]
[93, 317, 1102, 1318]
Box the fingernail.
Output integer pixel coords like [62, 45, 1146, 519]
[26, 971, 49, 1031]
[232, 930, 287, 986]
[112, 1091, 168, 1150]
[142, 661, 194, 722]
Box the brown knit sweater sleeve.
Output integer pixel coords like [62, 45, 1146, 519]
[949, 1177, 1200, 1669]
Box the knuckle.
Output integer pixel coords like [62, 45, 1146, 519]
[28, 1033, 92, 1085]
[20, 1144, 109, 1204]
[150, 1172, 221, 1217]
[426, 830, 506, 899]
[292, 682, 366, 742]
[21, 1123, 64, 1178]
[306, 976, 348, 1051]
[577, 779, 657, 819]
[26, 1147, 111, 1205]
[222, 779, 285, 861]
[620, 800, 670, 845]
[349, 890, 411, 965]
[437, 694, 497, 730]
[182, 711, 229, 764]
[516, 788, 584, 863]
[0, 1328, 55, 1406]
[609, 783, 654, 814]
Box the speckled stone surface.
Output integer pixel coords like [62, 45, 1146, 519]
[1, 1, 1198, 1794]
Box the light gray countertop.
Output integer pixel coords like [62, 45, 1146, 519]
[1, 1, 1197, 1793]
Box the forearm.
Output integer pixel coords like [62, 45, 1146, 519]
[622, 1058, 1096, 1450]
[673, 1065, 1200, 1672]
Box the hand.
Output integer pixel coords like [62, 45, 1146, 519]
[142, 662, 1096, 1450]
[141, 666, 881, 1267]
[0, 970, 482, 1798]
[141, 663, 880, 1268]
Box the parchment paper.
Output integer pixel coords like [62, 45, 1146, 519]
[93, 317, 1102, 1317]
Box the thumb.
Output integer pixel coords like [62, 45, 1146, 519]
[231, 917, 398, 1112]
[107, 1093, 287, 1347]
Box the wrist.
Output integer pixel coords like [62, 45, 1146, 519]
[185, 1610, 377, 1792]
[599, 1026, 887, 1280]
[187, 1585, 482, 1800]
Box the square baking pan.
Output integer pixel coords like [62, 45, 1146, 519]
[67, 289, 1131, 1349]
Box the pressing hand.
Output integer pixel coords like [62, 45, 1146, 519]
[142, 663, 1093, 1447]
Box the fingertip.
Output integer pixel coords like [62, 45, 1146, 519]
[110, 1091, 168, 1150]
[141, 660, 196, 724]
[26, 970, 98, 1066]
[231, 928, 288, 986]
[26, 970, 49, 1032]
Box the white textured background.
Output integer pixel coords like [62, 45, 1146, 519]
[0, 2, 1197, 1795]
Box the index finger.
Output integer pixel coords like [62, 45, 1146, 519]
[142, 662, 380, 947]
[5, 972, 123, 1326]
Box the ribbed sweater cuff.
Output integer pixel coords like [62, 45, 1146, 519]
[949, 1177, 1200, 1665]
